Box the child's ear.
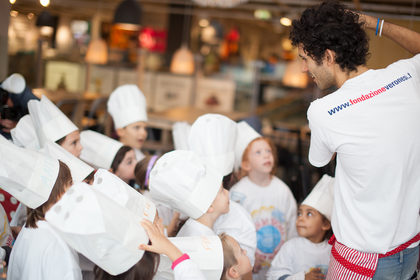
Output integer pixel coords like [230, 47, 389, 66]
[116, 128, 125, 138]
[207, 205, 214, 214]
[228, 266, 240, 279]
[321, 220, 331, 231]
[241, 160, 251, 172]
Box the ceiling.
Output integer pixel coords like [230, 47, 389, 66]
[10, 0, 420, 23]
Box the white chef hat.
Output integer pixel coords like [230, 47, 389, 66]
[10, 114, 40, 150]
[0, 73, 25, 94]
[92, 169, 156, 222]
[28, 95, 78, 146]
[302, 174, 335, 221]
[155, 235, 223, 280]
[80, 130, 124, 169]
[0, 135, 59, 209]
[172, 122, 191, 150]
[149, 150, 223, 220]
[43, 142, 94, 183]
[188, 114, 237, 176]
[234, 121, 261, 171]
[45, 182, 150, 276]
[107, 84, 148, 129]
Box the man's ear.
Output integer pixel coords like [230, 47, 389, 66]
[324, 49, 336, 65]
[227, 265, 240, 279]
[116, 127, 125, 138]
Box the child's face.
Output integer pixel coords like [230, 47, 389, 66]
[296, 204, 330, 243]
[114, 149, 137, 183]
[117, 121, 148, 150]
[242, 139, 274, 175]
[60, 130, 83, 158]
[227, 235, 252, 277]
[211, 185, 230, 215]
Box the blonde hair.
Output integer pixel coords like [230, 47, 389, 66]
[240, 136, 277, 177]
[219, 233, 238, 280]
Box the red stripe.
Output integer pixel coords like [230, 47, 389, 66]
[331, 244, 376, 277]
[378, 233, 420, 258]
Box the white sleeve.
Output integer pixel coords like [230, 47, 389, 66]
[307, 104, 334, 167]
[267, 242, 303, 280]
[173, 259, 206, 280]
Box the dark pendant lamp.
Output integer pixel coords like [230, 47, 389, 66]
[113, 0, 142, 31]
[36, 10, 55, 27]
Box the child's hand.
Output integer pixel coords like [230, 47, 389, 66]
[139, 219, 183, 262]
[305, 268, 325, 280]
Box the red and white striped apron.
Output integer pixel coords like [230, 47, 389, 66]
[326, 233, 420, 280]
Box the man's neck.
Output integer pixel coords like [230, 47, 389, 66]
[335, 65, 369, 88]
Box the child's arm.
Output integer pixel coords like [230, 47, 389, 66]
[139, 220, 206, 280]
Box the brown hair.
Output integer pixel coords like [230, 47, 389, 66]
[219, 233, 238, 280]
[240, 137, 278, 177]
[26, 161, 72, 228]
[94, 251, 160, 280]
[134, 155, 159, 191]
[322, 215, 333, 241]
[110, 146, 133, 173]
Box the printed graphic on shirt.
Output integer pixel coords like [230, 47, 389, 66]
[252, 206, 287, 267]
[326, 72, 412, 116]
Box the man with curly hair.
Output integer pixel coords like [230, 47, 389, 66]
[290, 1, 420, 279]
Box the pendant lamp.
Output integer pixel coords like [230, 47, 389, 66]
[170, 45, 195, 75]
[282, 59, 308, 88]
[113, 0, 142, 31]
[85, 39, 108, 65]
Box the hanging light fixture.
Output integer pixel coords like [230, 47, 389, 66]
[36, 10, 55, 37]
[113, 0, 142, 31]
[85, 39, 108, 65]
[192, 0, 247, 8]
[170, 4, 194, 75]
[282, 59, 308, 88]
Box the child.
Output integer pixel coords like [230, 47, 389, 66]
[230, 121, 298, 280]
[0, 136, 82, 280]
[107, 84, 148, 161]
[267, 174, 334, 280]
[148, 150, 230, 237]
[188, 114, 257, 268]
[80, 130, 137, 184]
[220, 233, 253, 280]
[28, 95, 82, 157]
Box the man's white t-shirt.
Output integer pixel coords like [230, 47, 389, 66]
[308, 54, 420, 254]
[267, 237, 331, 280]
[8, 221, 82, 280]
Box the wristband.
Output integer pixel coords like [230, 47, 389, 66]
[375, 18, 380, 36]
[171, 253, 190, 270]
[379, 20, 384, 37]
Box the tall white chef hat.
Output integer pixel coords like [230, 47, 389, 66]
[189, 114, 237, 176]
[28, 95, 78, 146]
[149, 150, 223, 219]
[92, 169, 156, 222]
[0, 73, 26, 94]
[0, 135, 59, 209]
[302, 174, 335, 221]
[43, 142, 94, 183]
[155, 235, 223, 280]
[172, 122, 191, 150]
[10, 114, 40, 150]
[45, 182, 150, 276]
[107, 84, 148, 129]
[234, 121, 261, 171]
[80, 130, 124, 169]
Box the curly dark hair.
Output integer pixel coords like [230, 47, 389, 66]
[290, 1, 369, 72]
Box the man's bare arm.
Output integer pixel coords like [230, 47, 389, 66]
[358, 13, 420, 55]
